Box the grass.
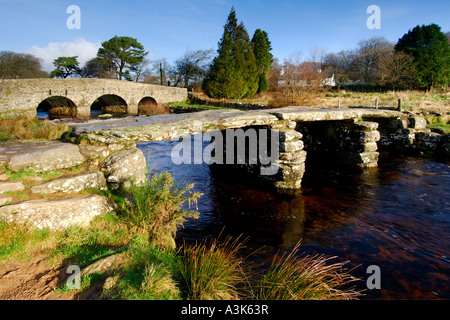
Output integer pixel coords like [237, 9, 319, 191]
[179, 236, 249, 300]
[0, 171, 362, 300]
[167, 101, 229, 111]
[118, 171, 202, 250]
[319, 90, 449, 112]
[0, 117, 70, 141]
[254, 243, 361, 300]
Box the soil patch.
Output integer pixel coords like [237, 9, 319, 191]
[0, 254, 75, 300]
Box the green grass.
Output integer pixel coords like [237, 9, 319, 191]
[119, 171, 202, 250]
[168, 101, 228, 110]
[7, 169, 62, 182]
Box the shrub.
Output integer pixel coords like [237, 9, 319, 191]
[121, 171, 202, 250]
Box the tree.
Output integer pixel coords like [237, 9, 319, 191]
[171, 49, 214, 88]
[378, 51, 416, 90]
[79, 57, 109, 78]
[203, 7, 258, 98]
[251, 29, 273, 93]
[0, 51, 48, 79]
[395, 24, 450, 90]
[323, 50, 355, 83]
[50, 56, 80, 78]
[124, 58, 151, 82]
[97, 36, 148, 80]
[352, 36, 393, 83]
[277, 51, 321, 106]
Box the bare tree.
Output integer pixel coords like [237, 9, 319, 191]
[170, 48, 214, 88]
[353, 36, 394, 83]
[276, 51, 321, 106]
[0, 51, 48, 79]
[378, 51, 416, 90]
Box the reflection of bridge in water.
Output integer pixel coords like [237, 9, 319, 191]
[0, 78, 187, 119]
[73, 106, 421, 191]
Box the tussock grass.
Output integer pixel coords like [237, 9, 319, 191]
[254, 243, 361, 300]
[140, 262, 180, 299]
[179, 236, 249, 300]
[0, 117, 69, 141]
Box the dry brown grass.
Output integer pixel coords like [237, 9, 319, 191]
[0, 117, 69, 141]
[318, 90, 450, 113]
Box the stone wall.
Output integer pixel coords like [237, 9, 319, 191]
[0, 78, 187, 118]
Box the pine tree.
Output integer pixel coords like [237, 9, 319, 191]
[395, 24, 450, 90]
[203, 7, 258, 98]
[251, 29, 273, 93]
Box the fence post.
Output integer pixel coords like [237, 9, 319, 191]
[397, 98, 402, 112]
[375, 98, 378, 109]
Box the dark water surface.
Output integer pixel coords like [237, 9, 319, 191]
[138, 138, 450, 300]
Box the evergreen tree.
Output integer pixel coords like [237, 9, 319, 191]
[203, 7, 258, 98]
[251, 29, 272, 93]
[50, 56, 80, 78]
[395, 24, 450, 90]
[97, 36, 148, 80]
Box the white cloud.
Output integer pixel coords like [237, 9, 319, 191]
[28, 38, 101, 72]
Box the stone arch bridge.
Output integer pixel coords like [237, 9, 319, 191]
[0, 79, 187, 119]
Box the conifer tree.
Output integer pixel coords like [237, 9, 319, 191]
[203, 7, 258, 98]
[395, 24, 450, 90]
[251, 29, 273, 93]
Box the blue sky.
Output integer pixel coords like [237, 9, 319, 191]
[1, 0, 449, 71]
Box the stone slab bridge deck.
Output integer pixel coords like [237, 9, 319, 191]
[73, 106, 423, 191]
[0, 78, 187, 119]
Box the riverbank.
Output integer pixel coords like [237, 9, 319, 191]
[0, 119, 361, 300]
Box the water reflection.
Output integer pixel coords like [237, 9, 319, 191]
[137, 138, 450, 299]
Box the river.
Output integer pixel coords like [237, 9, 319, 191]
[137, 137, 450, 300]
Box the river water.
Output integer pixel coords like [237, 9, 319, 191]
[137, 137, 450, 300]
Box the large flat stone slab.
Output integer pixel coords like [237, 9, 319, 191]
[31, 171, 107, 194]
[269, 106, 403, 122]
[0, 195, 114, 230]
[7, 143, 85, 172]
[0, 182, 25, 195]
[73, 109, 279, 144]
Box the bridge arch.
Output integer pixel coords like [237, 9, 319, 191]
[37, 96, 77, 119]
[91, 94, 128, 115]
[137, 96, 170, 116]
